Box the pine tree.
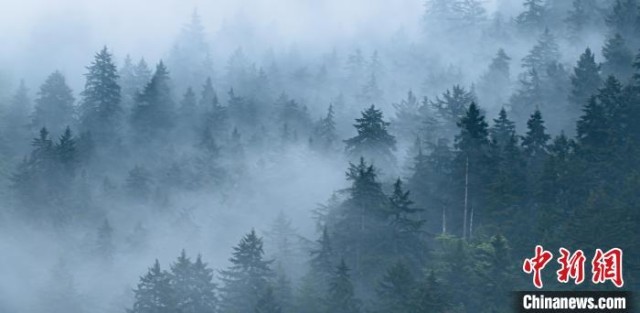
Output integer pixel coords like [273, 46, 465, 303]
[170, 251, 218, 313]
[344, 105, 396, 166]
[430, 85, 475, 133]
[522, 109, 550, 162]
[601, 34, 634, 81]
[490, 108, 516, 150]
[325, 260, 360, 313]
[1, 80, 31, 156]
[565, 0, 603, 41]
[168, 10, 213, 93]
[126, 166, 153, 202]
[220, 229, 274, 313]
[387, 179, 423, 233]
[79, 46, 122, 143]
[569, 48, 602, 112]
[477, 49, 511, 110]
[312, 105, 338, 153]
[375, 261, 415, 313]
[255, 286, 282, 313]
[408, 271, 449, 313]
[605, 0, 640, 47]
[132, 61, 175, 141]
[129, 260, 176, 313]
[32, 71, 75, 136]
[95, 219, 114, 261]
[516, 0, 546, 33]
[454, 102, 491, 239]
[522, 28, 560, 74]
[309, 227, 335, 285]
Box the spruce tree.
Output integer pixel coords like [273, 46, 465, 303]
[478, 49, 511, 109]
[565, 0, 603, 40]
[601, 34, 634, 81]
[32, 71, 75, 136]
[129, 260, 176, 313]
[220, 229, 274, 313]
[169, 251, 218, 313]
[516, 0, 546, 33]
[131, 61, 175, 141]
[344, 105, 396, 166]
[255, 286, 282, 313]
[431, 85, 475, 133]
[2, 80, 31, 155]
[375, 261, 415, 313]
[605, 0, 640, 47]
[522, 28, 560, 74]
[569, 48, 602, 112]
[79, 46, 122, 143]
[325, 260, 360, 313]
[522, 109, 550, 162]
[312, 105, 338, 153]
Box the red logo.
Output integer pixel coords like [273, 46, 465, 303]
[523, 246, 623, 289]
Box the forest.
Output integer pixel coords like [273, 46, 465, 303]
[0, 0, 639, 312]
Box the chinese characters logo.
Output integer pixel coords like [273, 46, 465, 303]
[523, 245, 623, 288]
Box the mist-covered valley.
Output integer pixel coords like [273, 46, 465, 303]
[1, 0, 639, 312]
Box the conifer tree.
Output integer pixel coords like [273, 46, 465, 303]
[32, 71, 75, 136]
[325, 260, 360, 313]
[129, 260, 176, 313]
[569, 48, 602, 112]
[312, 105, 338, 153]
[79, 46, 122, 143]
[522, 28, 560, 74]
[565, 0, 603, 40]
[95, 219, 114, 261]
[375, 261, 415, 313]
[344, 105, 396, 166]
[170, 251, 218, 313]
[2, 80, 31, 155]
[430, 85, 475, 133]
[132, 61, 175, 140]
[601, 34, 634, 81]
[478, 49, 511, 110]
[605, 0, 640, 47]
[255, 286, 282, 313]
[516, 0, 546, 33]
[126, 166, 153, 202]
[220, 229, 274, 313]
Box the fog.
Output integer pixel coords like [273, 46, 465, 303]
[1, 0, 638, 312]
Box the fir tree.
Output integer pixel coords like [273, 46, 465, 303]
[79, 46, 122, 143]
[516, 0, 546, 33]
[478, 49, 511, 110]
[565, 0, 603, 40]
[605, 0, 640, 47]
[255, 286, 282, 313]
[325, 260, 360, 313]
[522, 109, 550, 161]
[132, 61, 175, 140]
[431, 85, 475, 133]
[220, 229, 274, 313]
[95, 219, 114, 261]
[1, 80, 31, 155]
[601, 34, 634, 81]
[170, 251, 218, 313]
[522, 28, 560, 74]
[569, 48, 602, 112]
[129, 260, 176, 313]
[126, 166, 153, 202]
[32, 71, 75, 136]
[312, 105, 338, 152]
[344, 105, 396, 166]
[375, 261, 415, 313]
